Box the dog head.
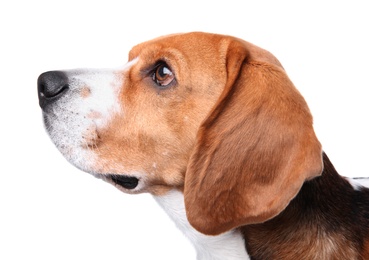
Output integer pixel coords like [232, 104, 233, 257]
[38, 32, 323, 235]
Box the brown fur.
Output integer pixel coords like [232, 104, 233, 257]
[241, 153, 369, 259]
[184, 38, 322, 235]
[93, 33, 232, 194]
[51, 32, 369, 258]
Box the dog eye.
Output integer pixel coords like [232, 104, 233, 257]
[152, 63, 175, 87]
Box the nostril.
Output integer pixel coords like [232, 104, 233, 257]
[40, 82, 69, 98]
[37, 71, 69, 108]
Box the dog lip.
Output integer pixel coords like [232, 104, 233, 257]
[109, 174, 139, 190]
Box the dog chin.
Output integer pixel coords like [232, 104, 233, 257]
[58, 144, 98, 174]
[47, 130, 147, 194]
[45, 129, 96, 174]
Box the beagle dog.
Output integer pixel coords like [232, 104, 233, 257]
[38, 32, 369, 259]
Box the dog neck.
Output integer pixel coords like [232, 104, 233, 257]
[154, 190, 250, 260]
[240, 153, 369, 259]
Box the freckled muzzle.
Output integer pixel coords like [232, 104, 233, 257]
[37, 66, 126, 174]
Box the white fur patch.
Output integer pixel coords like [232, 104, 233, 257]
[43, 60, 137, 173]
[357, 178, 369, 188]
[154, 190, 250, 260]
[347, 177, 369, 190]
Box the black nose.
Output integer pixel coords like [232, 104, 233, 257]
[37, 71, 69, 109]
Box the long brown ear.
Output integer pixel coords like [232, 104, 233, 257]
[184, 39, 323, 236]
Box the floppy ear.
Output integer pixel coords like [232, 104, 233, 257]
[184, 39, 323, 236]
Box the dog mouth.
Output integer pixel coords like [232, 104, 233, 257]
[107, 174, 139, 190]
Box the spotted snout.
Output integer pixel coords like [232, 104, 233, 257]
[37, 68, 124, 173]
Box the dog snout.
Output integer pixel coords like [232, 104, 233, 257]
[37, 71, 69, 109]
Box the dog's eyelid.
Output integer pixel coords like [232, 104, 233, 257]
[153, 64, 175, 86]
[146, 60, 176, 88]
[141, 60, 172, 74]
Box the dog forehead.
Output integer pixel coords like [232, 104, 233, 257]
[128, 32, 229, 61]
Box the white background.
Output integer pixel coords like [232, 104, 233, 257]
[1, 1, 368, 259]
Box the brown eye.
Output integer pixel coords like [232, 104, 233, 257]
[152, 63, 175, 87]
